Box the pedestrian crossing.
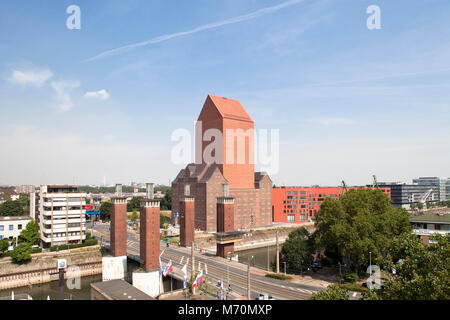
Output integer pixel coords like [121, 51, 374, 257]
[277, 284, 315, 294]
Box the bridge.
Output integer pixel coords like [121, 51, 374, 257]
[92, 224, 321, 300]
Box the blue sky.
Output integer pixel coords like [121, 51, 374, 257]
[0, 0, 449, 186]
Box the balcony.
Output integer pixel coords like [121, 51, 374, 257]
[412, 229, 449, 236]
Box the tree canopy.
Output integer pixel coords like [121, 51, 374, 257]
[20, 220, 40, 245]
[10, 243, 32, 264]
[99, 202, 111, 222]
[281, 227, 314, 273]
[364, 233, 450, 300]
[310, 284, 349, 300]
[0, 200, 26, 216]
[314, 188, 410, 272]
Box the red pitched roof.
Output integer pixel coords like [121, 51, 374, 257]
[202, 95, 253, 123]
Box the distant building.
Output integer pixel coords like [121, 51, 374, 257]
[410, 212, 450, 245]
[272, 186, 391, 223]
[35, 185, 87, 248]
[378, 182, 439, 209]
[16, 185, 35, 194]
[412, 177, 450, 202]
[0, 189, 19, 204]
[0, 216, 32, 241]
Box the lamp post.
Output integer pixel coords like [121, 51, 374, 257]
[369, 251, 372, 292]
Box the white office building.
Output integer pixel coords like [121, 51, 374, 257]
[37, 185, 87, 248]
[0, 216, 32, 241]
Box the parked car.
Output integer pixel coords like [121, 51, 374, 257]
[256, 292, 275, 300]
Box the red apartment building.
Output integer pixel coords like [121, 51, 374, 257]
[272, 186, 391, 223]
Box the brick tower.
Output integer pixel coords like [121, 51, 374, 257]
[110, 196, 127, 257]
[215, 184, 243, 258]
[179, 184, 195, 247]
[196, 94, 255, 189]
[140, 197, 160, 272]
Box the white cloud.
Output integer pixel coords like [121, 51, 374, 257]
[8, 69, 53, 87]
[50, 81, 80, 112]
[84, 89, 110, 100]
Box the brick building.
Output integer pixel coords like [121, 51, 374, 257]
[272, 186, 391, 223]
[172, 95, 272, 232]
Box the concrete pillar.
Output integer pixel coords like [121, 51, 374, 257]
[180, 196, 195, 247]
[110, 197, 127, 257]
[139, 199, 160, 272]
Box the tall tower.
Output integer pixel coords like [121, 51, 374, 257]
[179, 184, 195, 247]
[196, 94, 255, 189]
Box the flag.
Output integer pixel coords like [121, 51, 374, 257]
[159, 257, 163, 278]
[192, 270, 203, 288]
[163, 260, 173, 277]
[27, 282, 33, 290]
[181, 264, 187, 289]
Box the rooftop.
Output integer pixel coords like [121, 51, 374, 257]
[410, 213, 450, 224]
[90, 280, 154, 300]
[0, 216, 32, 221]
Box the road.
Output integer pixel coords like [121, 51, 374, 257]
[91, 223, 322, 300]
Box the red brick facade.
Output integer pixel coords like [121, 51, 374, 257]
[172, 95, 273, 232]
[179, 197, 195, 247]
[216, 243, 235, 258]
[110, 198, 127, 257]
[140, 200, 160, 272]
[217, 197, 235, 233]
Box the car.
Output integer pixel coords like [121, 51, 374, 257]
[256, 292, 275, 300]
[32, 245, 39, 249]
[7, 245, 14, 252]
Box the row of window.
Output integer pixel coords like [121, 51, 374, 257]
[0, 224, 22, 231]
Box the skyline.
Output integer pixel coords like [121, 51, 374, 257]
[1, 0, 449, 186]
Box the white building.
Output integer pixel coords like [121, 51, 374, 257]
[410, 212, 450, 245]
[37, 185, 87, 248]
[0, 216, 32, 241]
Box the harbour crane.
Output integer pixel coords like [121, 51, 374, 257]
[341, 180, 348, 198]
[372, 175, 379, 189]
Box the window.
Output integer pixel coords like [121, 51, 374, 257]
[0, 225, 3, 231]
[18, 224, 22, 230]
[287, 215, 295, 222]
[0, 235, 3, 240]
[300, 214, 306, 221]
[9, 225, 13, 230]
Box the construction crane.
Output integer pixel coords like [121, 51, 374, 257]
[418, 188, 433, 207]
[341, 180, 348, 198]
[372, 175, 379, 189]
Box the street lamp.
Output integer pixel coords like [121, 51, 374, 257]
[369, 251, 372, 292]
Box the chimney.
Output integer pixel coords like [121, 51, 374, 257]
[146, 183, 154, 200]
[222, 184, 229, 197]
[140, 198, 160, 272]
[115, 184, 122, 197]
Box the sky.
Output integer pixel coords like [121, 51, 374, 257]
[0, 0, 449, 187]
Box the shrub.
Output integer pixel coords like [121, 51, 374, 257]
[84, 238, 98, 246]
[343, 272, 358, 283]
[265, 273, 293, 281]
[339, 282, 367, 293]
[320, 257, 334, 267]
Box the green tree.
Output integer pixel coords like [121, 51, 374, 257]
[160, 188, 172, 210]
[364, 233, 450, 300]
[127, 197, 143, 212]
[160, 214, 167, 228]
[314, 189, 410, 272]
[130, 209, 138, 222]
[99, 202, 111, 222]
[310, 284, 349, 300]
[417, 202, 424, 210]
[10, 243, 32, 264]
[20, 220, 40, 245]
[281, 227, 314, 273]
[0, 200, 25, 216]
[0, 239, 9, 255]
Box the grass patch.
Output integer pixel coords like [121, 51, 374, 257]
[339, 282, 367, 292]
[265, 273, 293, 281]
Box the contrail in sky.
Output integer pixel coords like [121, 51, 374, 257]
[86, 0, 306, 62]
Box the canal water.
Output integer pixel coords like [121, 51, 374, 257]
[0, 246, 277, 300]
[237, 245, 278, 271]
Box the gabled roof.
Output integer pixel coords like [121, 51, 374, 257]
[198, 95, 253, 123]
